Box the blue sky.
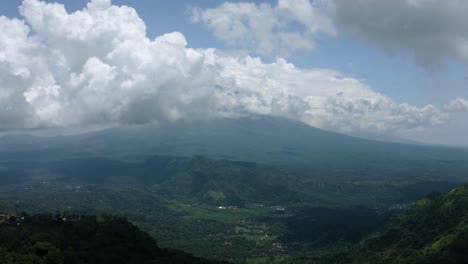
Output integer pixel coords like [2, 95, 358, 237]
[0, 0, 467, 145]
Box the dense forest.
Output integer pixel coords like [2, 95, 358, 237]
[0, 213, 225, 264]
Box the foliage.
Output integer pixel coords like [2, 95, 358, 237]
[292, 184, 468, 263]
[0, 153, 466, 263]
[0, 213, 225, 264]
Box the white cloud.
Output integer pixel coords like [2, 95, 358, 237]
[0, 15, 52, 129]
[191, 0, 335, 58]
[445, 98, 468, 112]
[206, 53, 447, 133]
[0, 0, 451, 134]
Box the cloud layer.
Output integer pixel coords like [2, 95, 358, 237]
[0, 0, 452, 134]
[331, 0, 468, 68]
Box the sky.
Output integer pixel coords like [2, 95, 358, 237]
[0, 0, 467, 145]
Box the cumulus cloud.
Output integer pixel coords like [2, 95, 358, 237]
[191, 0, 335, 57]
[0, 0, 450, 134]
[9, 0, 218, 128]
[206, 53, 446, 133]
[0, 16, 51, 129]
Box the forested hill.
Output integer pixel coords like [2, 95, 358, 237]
[296, 184, 468, 264]
[0, 213, 226, 264]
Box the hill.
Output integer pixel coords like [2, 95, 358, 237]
[294, 184, 468, 264]
[0, 213, 225, 264]
[0, 153, 459, 209]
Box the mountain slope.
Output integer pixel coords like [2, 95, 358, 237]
[312, 184, 468, 264]
[1, 117, 468, 181]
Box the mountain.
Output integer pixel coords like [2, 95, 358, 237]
[1, 117, 468, 179]
[1, 116, 468, 209]
[298, 184, 468, 264]
[0, 213, 225, 264]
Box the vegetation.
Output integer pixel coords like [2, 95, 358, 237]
[1, 118, 468, 262]
[289, 184, 468, 263]
[0, 213, 224, 264]
[0, 153, 466, 262]
[1, 184, 467, 264]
